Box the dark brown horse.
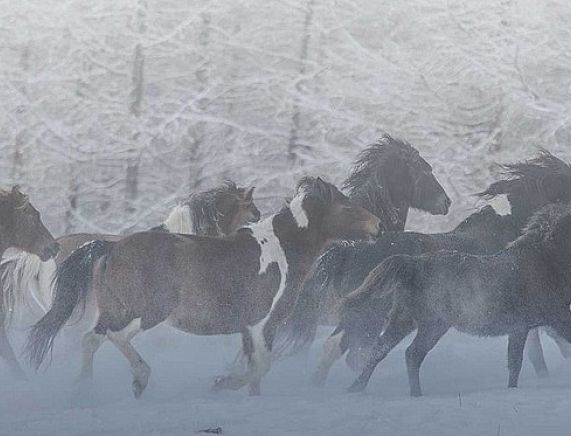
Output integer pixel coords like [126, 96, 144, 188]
[27, 177, 382, 397]
[0, 186, 59, 378]
[347, 203, 571, 397]
[1, 182, 259, 378]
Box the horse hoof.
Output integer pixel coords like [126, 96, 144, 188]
[410, 391, 423, 397]
[536, 369, 549, 378]
[132, 380, 147, 398]
[347, 380, 366, 393]
[311, 373, 326, 388]
[212, 375, 235, 391]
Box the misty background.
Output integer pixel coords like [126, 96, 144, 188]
[1, 0, 571, 236]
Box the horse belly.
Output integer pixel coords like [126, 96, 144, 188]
[167, 301, 243, 336]
[429, 282, 511, 337]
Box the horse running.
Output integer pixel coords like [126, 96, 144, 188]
[311, 205, 518, 385]
[1, 182, 259, 378]
[285, 150, 571, 376]
[26, 177, 381, 397]
[278, 135, 450, 349]
[347, 203, 571, 396]
[0, 186, 59, 378]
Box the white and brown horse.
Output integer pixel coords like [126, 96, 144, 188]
[27, 177, 381, 397]
[0, 186, 59, 378]
[1, 182, 259, 378]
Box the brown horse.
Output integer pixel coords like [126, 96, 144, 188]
[27, 177, 381, 397]
[0, 186, 59, 378]
[1, 182, 259, 377]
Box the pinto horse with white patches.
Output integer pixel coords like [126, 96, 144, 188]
[0, 186, 59, 378]
[26, 177, 382, 397]
[1, 181, 259, 378]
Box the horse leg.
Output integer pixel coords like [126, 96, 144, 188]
[347, 313, 414, 393]
[106, 319, 150, 399]
[0, 310, 26, 380]
[405, 320, 449, 397]
[507, 329, 529, 388]
[77, 329, 106, 383]
[543, 326, 571, 359]
[525, 328, 549, 377]
[312, 328, 349, 387]
[212, 326, 270, 394]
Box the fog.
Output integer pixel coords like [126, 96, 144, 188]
[1, 0, 571, 435]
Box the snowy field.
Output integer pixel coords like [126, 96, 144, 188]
[2, 326, 571, 436]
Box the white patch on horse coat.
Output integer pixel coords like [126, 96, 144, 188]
[487, 194, 511, 216]
[289, 191, 308, 228]
[163, 204, 194, 234]
[246, 215, 290, 377]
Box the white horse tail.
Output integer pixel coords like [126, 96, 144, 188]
[1, 253, 56, 326]
[162, 204, 194, 235]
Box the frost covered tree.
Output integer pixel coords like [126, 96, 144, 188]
[0, 0, 570, 235]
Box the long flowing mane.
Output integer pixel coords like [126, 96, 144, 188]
[342, 134, 423, 229]
[162, 181, 242, 236]
[478, 150, 571, 228]
[479, 151, 571, 198]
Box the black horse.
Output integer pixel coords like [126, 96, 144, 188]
[347, 203, 571, 396]
[341, 134, 450, 230]
[310, 206, 519, 385]
[283, 150, 571, 377]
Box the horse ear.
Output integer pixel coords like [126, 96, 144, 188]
[244, 187, 255, 201]
[10, 186, 29, 208]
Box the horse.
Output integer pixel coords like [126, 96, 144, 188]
[0, 182, 259, 378]
[277, 134, 451, 349]
[477, 150, 571, 375]
[340, 134, 450, 230]
[311, 206, 519, 385]
[283, 150, 571, 374]
[26, 177, 382, 398]
[0, 186, 59, 378]
[346, 202, 571, 397]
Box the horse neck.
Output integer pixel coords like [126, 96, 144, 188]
[350, 191, 407, 231]
[162, 205, 196, 235]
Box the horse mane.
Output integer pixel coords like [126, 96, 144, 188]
[182, 180, 242, 236]
[295, 176, 339, 208]
[508, 202, 571, 249]
[342, 134, 422, 227]
[478, 150, 571, 200]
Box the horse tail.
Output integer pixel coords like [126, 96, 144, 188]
[25, 240, 114, 370]
[1, 253, 54, 327]
[342, 255, 418, 312]
[276, 245, 349, 356]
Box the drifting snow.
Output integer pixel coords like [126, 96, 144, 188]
[1, 327, 570, 435]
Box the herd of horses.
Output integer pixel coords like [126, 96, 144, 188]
[2, 134, 571, 400]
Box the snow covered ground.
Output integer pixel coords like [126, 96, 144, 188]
[2, 326, 571, 435]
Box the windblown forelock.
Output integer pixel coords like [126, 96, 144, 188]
[478, 150, 571, 200]
[183, 180, 242, 234]
[295, 177, 338, 208]
[343, 134, 422, 195]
